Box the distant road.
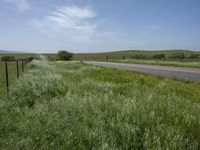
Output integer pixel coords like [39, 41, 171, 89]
[84, 61, 200, 82]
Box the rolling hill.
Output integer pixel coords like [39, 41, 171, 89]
[74, 49, 200, 60]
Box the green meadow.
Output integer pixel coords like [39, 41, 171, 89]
[1, 61, 200, 149]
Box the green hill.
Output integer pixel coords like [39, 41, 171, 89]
[74, 50, 200, 60]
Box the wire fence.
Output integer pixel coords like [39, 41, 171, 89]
[0, 58, 32, 97]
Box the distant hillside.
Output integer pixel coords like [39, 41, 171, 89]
[74, 50, 200, 60]
[0, 50, 36, 60]
[0, 50, 27, 54]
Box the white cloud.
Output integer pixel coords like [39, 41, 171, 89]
[32, 6, 97, 33]
[58, 6, 96, 19]
[4, 0, 30, 12]
[29, 5, 134, 52]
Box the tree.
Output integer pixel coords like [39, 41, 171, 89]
[57, 50, 73, 61]
[1, 56, 15, 62]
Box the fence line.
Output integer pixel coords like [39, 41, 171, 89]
[1, 58, 32, 95]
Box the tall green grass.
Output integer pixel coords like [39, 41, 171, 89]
[1, 61, 200, 149]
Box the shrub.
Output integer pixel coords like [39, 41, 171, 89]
[29, 57, 34, 61]
[57, 50, 73, 61]
[188, 54, 200, 59]
[132, 54, 148, 59]
[1, 56, 15, 62]
[169, 53, 185, 59]
[152, 54, 166, 59]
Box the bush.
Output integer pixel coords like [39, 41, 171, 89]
[1, 56, 15, 62]
[169, 53, 185, 59]
[188, 54, 200, 59]
[132, 54, 148, 59]
[29, 57, 34, 61]
[152, 54, 166, 59]
[57, 50, 73, 61]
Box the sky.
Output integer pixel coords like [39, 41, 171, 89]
[0, 0, 200, 53]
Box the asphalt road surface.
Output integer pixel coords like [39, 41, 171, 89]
[84, 61, 200, 82]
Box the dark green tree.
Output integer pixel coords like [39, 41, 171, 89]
[57, 50, 73, 61]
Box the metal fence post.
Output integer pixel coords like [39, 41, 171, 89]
[5, 62, 9, 93]
[16, 60, 19, 78]
[22, 59, 24, 72]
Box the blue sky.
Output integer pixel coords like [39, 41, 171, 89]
[0, 0, 200, 53]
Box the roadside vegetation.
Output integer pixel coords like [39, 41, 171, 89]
[0, 54, 35, 99]
[1, 61, 200, 149]
[0, 51, 72, 99]
[109, 59, 200, 68]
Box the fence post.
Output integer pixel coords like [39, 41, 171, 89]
[5, 62, 9, 93]
[22, 59, 24, 72]
[16, 60, 19, 78]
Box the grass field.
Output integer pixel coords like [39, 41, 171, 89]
[109, 59, 200, 68]
[1, 61, 200, 149]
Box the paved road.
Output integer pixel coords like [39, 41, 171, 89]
[84, 61, 200, 82]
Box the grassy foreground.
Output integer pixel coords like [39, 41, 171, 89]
[1, 61, 200, 149]
[109, 59, 200, 68]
